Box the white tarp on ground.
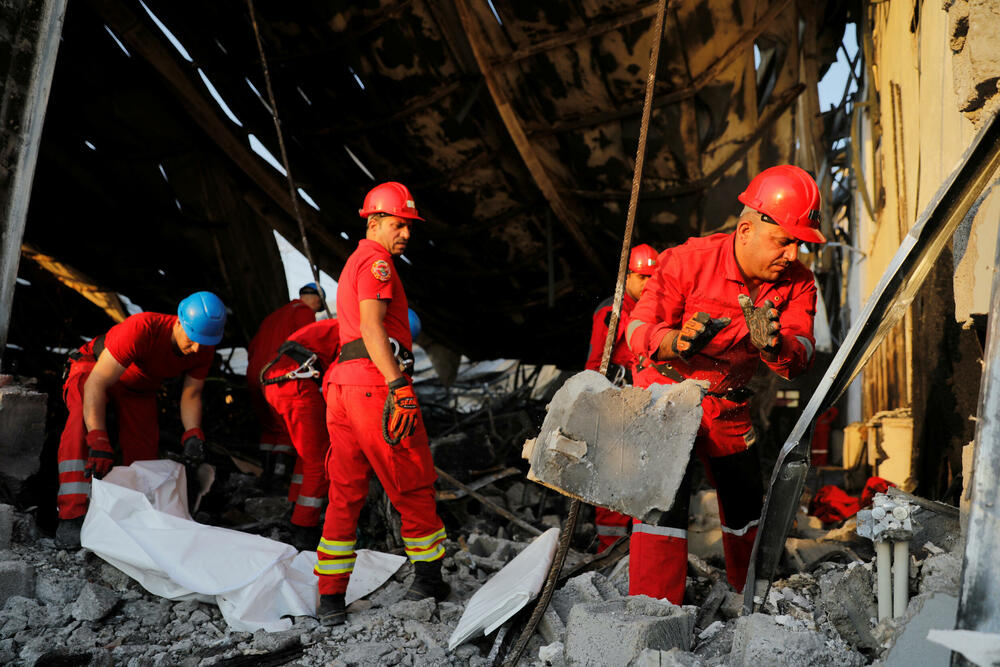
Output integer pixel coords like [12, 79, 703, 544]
[81, 460, 405, 632]
[448, 527, 560, 650]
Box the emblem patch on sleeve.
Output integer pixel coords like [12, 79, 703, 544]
[371, 259, 391, 282]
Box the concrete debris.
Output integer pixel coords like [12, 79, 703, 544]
[539, 641, 565, 665]
[390, 598, 437, 622]
[918, 551, 962, 596]
[631, 647, 705, 666]
[884, 593, 958, 666]
[0, 561, 35, 607]
[818, 565, 879, 650]
[70, 583, 120, 622]
[564, 596, 696, 666]
[0, 382, 46, 496]
[524, 371, 704, 521]
[730, 613, 865, 666]
[0, 505, 14, 552]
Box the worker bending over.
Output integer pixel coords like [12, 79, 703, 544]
[56, 292, 226, 548]
[315, 182, 449, 625]
[247, 283, 325, 486]
[627, 165, 825, 602]
[585, 244, 658, 552]
[260, 317, 340, 548]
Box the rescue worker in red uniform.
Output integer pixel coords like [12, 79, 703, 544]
[55, 291, 227, 548]
[585, 244, 658, 552]
[247, 284, 325, 484]
[626, 165, 825, 603]
[316, 182, 449, 625]
[260, 318, 340, 545]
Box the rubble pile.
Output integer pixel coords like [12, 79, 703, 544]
[0, 482, 969, 667]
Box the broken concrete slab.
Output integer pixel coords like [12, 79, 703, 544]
[884, 592, 958, 667]
[0, 505, 13, 551]
[919, 551, 962, 596]
[818, 564, 879, 650]
[730, 613, 864, 666]
[631, 647, 704, 666]
[551, 571, 622, 624]
[389, 598, 436, 622]
[927, 628, 1000, 666]
[564, 596, 695, 667]
[524, 371, 704, 521]
[70, 582, 120, 622]
[539, 641, 565, 666]
[0, 382, 46, 496]
[0, 561, 35, 606]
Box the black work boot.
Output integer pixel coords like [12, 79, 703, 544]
[405, 560, 451, 602]
[289, 524, 321, 552]
[55, 516, 85, 549]
[317, 593, 346, 626]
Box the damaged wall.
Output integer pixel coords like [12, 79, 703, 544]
[848, 0, 998, 495]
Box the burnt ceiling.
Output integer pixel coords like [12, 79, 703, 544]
[9, 0, 848, 368]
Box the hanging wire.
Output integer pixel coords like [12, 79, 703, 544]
[246, 0, 332, 318]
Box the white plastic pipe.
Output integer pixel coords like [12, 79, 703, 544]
[893, 540, 910, 617]
[876, 540, 892, 620]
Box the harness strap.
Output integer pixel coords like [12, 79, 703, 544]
[259, 341, 323, 386]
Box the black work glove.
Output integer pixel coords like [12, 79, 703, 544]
[181, 428, 205, 466]
[738, 295, 781, 353]
[671, 312, 731, 359]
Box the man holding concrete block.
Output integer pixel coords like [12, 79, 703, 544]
[626, 165, 825, 602]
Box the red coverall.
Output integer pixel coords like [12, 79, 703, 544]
[261, 318, 340, 527]
[57, 313, 214, 519]
[626, 232, 817, 602]
[316, 239, 446, 595]
[247, 300, 317, 457]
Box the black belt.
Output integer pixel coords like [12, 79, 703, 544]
[259, 341, 323, 386]
[339, 337, 414, 375]
[639, 357, 753, 404]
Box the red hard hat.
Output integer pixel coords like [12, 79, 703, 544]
[629, 244, 658, 276]
[738, 165, 826, 243]
[358, 182, 424, 221]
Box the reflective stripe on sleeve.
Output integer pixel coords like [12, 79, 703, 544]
[795, 335, 815, 362]
[626, 319, 645, 347]
[58, 481, 91, 497]
[632, 523, 687, 539]
[58, 459, 87, 473]
[720, 519, 760, 537]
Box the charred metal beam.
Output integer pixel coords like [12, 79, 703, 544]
[488, 1, 661, 67]
[454, 0, 608, 280]
[88, 0, 351, 266]
[312, 79, 468, 136]
[561, 84, 804, 201]
[743, 109, 1000, 614]
[0, 0, 67, 362]
[525, 0, 793, 137]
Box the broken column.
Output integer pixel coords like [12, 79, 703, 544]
[0, 377, 47, 496]
[857, 493, 916, 619]
[523, 370, 704, 521]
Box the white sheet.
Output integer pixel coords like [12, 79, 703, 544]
[448, 527, 560, 650]
[81, 460, 404, 631]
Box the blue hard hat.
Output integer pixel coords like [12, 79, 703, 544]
[408, 308, 421, 339]
[299, 282, 326, 300]
[177, 291, 226, 345]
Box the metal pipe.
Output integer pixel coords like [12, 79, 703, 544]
[0, 0, 68, 362]
[893, 540, 909, 617]
[877, 540, 892, 621]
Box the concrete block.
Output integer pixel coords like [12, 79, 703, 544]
[631, 647, 704, 666]
[885, 593, 958, 667]
[731, 614, 863, 666]
[818, 565, 879, 650]
[0, 561, 35, 606]
[564, 596, 695, 667]
[0, 383, 46, 495]
[524, 371, 704, 521]
[539, 607, 567, 644]
[389, 598, 436, 621]
[539, 641, 564, 666]
[70, 583, 119, 622]
[551, 571, 617, 624]
[35, 570, 83, 604]
[0, 505, 13, 550]
[919, 552, 962, 596]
